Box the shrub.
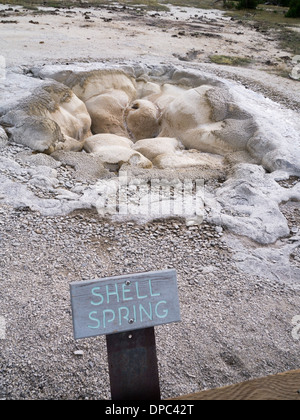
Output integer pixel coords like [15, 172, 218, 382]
[209, 55, 252, 66]
[236, 0, 259, 8]
[286, 0, 300, 17]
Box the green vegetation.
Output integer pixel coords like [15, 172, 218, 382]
[0, 0, 169, 10]
[161, 0, 214, 7]
[222, 2, 300, 55]
[0, 0, 219, 9]
[122, 0, 169, 11]
[277, 25, 300, 54]
[236, 0, 258, 10]
[0, 0, 120, 9]
[286, 0, 300, 17]
[209, 55, 252, 66]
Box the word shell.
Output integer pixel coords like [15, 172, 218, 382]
[70, 270, 181, 339]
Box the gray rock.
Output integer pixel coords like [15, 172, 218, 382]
[0, 126, 8, 148]
[51, 150, 110, 182]
[209, 164, 290, 244]
[0, 81, 90, 153]
[2, 112, 64, 152]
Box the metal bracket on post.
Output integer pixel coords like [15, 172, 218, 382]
[106, 327, 161, 400]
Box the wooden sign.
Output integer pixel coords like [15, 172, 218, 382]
[70, 269, 181, 340]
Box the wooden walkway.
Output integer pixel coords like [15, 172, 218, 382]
[173, 369, 300, 400]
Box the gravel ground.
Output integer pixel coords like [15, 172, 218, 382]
[0, 2, 300, 401]
[0, 194, 299, 400]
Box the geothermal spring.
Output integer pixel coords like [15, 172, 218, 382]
[0, 60, 300, 398]
[1, 63, 300, 248]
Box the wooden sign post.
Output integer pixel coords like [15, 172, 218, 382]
[70, 269, 181, 400]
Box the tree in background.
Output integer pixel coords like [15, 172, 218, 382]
[286, 0, 300, 17]
[279, 0, 291, 6]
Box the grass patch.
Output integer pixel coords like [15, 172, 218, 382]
[22, 4, 39, 9]
[225, 4, 300, 55]
[118, 0, 169, 11]
[209, 55, 252, 66]
[225, 4, 300, 23]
